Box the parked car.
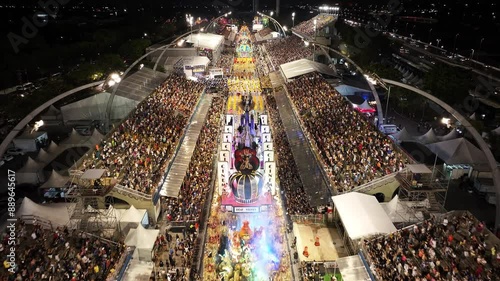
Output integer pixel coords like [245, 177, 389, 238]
[2, 155, 14, 161]
[6, 148, 25, 155]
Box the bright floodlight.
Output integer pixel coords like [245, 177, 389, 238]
[292, 12, 295, 17]
[283, 26, 288, 31]
[177, 39, 185, 46]
[304, 41, 310, 46]
[270, 11, 274, 16]
[441, 118, 450, 125]
[111, 73, 120, 80]
[34, 120, 44, 131]
[108, 80, 116, 86]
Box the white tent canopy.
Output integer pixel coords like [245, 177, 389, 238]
[358, 100, 373, 110]
[88, 129, 104, 144]
[184, 33, 224, 50]
[60, 129, 88, 146]
[492, 126, 500, 136]
[19, 157, 43, 172]
[280, 59, 338, 80]
[81, 169, 106, 179]
[47, 141, 59, 153]
[406, 164, 432, 174]
[437, 128, 459, 141]
[426, 138, 488, 166]
[40, 170, 69, 189]
[36, 148, 51, 163]
[332, 192, 396, 240]
[416, 128, 438, 144]
[17, 197, 75, 227]
[392, 127, 413, 142]
[119, 205, 147, 232]
[124, 224, 159, 262]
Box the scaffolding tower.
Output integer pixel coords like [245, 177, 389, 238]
[66, 168, 118, 238]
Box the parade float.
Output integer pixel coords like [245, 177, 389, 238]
[202, 25, 291, 280]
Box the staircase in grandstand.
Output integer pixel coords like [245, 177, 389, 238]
[349, 168, 408, 194]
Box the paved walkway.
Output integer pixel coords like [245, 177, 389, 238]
[160, 95, 213, 197]
[274, 90, 330, 206]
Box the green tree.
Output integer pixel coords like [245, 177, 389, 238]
[118, 39, 152, 61]
[423, 63, 474, 105]
[96, 54, 125, 73]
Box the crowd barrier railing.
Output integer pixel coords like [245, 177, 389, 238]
[113, 246, 135, 281]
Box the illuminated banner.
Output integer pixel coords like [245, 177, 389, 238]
[263, 142, 273, 151]
[221, 143, 231, 151]
[224, 125, 233, 134]
[218, 161, 229, 195]
[220, 151, 230, 162]
[261, 125, 270, 133]
[264, 151, 274, 162]
[234, 207, 260, 212]
[223, 133, 233, 143]
[262, 133, 271, 143]
[265, 162, 276, 195]
[225, 115, 233, 125]
[260, 114, 268, 125]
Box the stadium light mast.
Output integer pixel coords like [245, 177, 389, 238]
[276, 0, 280, 16]
[292, 12, 295, 27]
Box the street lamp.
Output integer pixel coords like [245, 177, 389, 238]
[410, 33, 414, 39]
[436, 38, 441, 48]
[292, 12, 295, 27]
[270, 11, 274, 17]
[470, 49, 475, 60]
[385, 86, 392, 123]
[478, 38, 485, 60]
[453, 33, 459, 57]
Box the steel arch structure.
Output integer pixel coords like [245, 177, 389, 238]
[382, 78, 500, 231]
[0, 81, 104, 158]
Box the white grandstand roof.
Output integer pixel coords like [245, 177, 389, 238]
[183, 56, 210, 67]
[280, 59, 338, 80]
[184, 33, 224, 50]
[332, 192, 396, 240]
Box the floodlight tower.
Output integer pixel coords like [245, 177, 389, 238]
[276, 0, 280, 16]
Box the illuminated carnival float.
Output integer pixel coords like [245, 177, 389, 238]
[202, 24, 291, 281]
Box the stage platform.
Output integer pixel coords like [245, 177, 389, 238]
[293, 222, 348, 262]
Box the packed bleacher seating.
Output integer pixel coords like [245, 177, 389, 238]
[79, 75, 204, 195]
[263, 35, 313, 69]
[257, 28, 272, 38]
[159, 96, 226, 279]
[364, 211, 500, 280]
[163, 96, 226, 223]
[292, 14, 335, 38]
[265, 95, 315, 215]
[1, 221, 123, 281]
[286, 73, 407, 192]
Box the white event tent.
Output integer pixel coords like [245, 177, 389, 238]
[332, 192, 396, 251]
[124, 224, 159, 262]
[119, 205, 148, 233]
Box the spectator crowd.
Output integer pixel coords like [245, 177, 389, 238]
[1, 221, 123, 281]
[265, 95, 315, 215]
[263, 35, 313, 68]
[79, 75, 204, 194]
[292, 14, 335, 38]
[365, 212, 500, 280]
[286, 73, 407, 192]
[163, 96, 226, 223]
